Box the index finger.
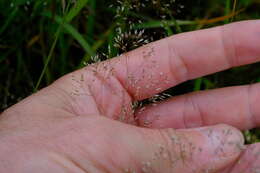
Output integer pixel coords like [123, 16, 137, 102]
[107, 20, 260, 100]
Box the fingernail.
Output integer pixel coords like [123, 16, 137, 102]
[199, 124, 245, 158]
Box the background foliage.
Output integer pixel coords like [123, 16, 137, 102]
[0, 0, 260, 142]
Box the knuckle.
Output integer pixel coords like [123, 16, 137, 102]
[155, 129, 195, 171]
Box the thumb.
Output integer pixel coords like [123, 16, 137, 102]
[122, 124, 244, 173]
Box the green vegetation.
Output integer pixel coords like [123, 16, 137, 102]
[0, 0, 259, 143]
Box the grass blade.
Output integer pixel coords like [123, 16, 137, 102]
[43, 12, 94, 56]
[0, 7, 18, 35]
[65, 0, 89, 22]
[194, 78, 203, 91]
[34, 26, 62, 92]
[133, 20, 196, 29]
[231, 0, 238, 22]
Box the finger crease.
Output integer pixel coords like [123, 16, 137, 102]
[220, 26, 237, 68]
[186, 95, 204, 128]
[166, 38, 189, 83]
[246, 84, 257, 128]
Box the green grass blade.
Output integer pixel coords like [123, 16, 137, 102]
[133, 20, 196, 29]
[34, 26, 62, 92]
[194, 78, 203, 91]
[225, 0, 231, 23]
[171, 17, 182, 33]
[43, 12, 94, 56]
[0, 7, 18, 35]
[164, 25, 173, 36]
[65, 0, 89, 22]
[86, 0, 96, 38]
[79, 23, 117, 67]
[231, 0, 238, 22]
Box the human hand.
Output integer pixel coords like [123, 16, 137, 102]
[1, 20, 260, 173]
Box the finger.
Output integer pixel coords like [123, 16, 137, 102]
[108, 20, 260, 100]
[105, 122, 245, 173]
[223, 143, 260, 173]
[137, 83, 260, 130]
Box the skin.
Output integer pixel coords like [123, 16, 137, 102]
[0, 20, 260, 173]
